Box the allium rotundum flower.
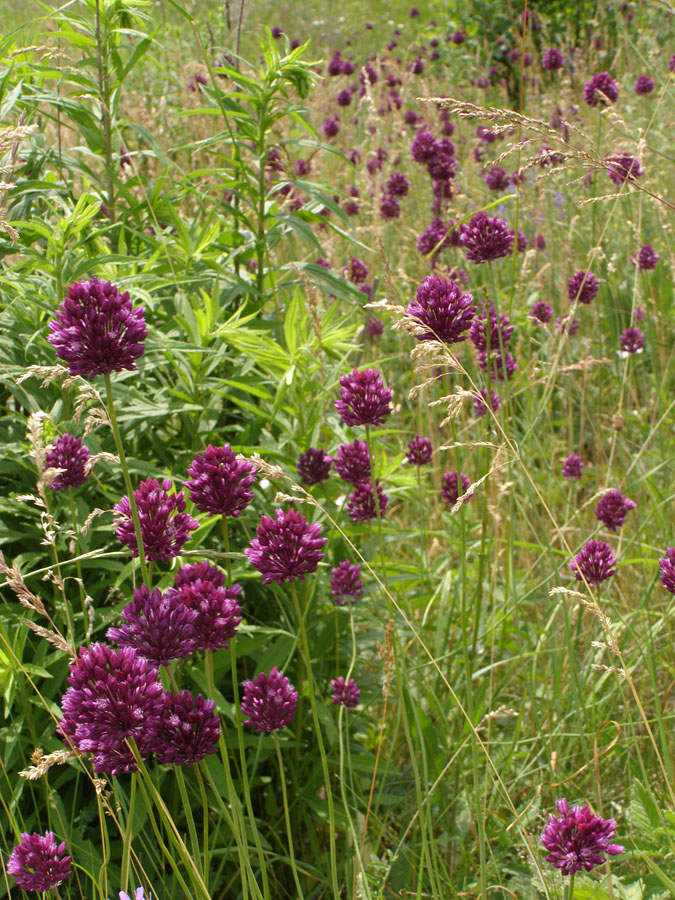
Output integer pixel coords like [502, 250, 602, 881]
[469, 304, 513, 353]
[335, 367, 392, 427]
[619, 327, 644, 354]
[460, 210, 515, 264]
[406, 434, 433, 465]
[631, 244, 659, 270]
[556, 314, 581, 337]
[583, 71, 619, 107]
[595, 489, 636, 531]
[541, 798, 624, 875]
[380, 194, 401, 219]
[48, 278, 147, 379]
[149, 691, 220, 766]
[245, 508, 326, 584]
[485, 165, 508, 191]
[367, 316, 384, 337]
[8, 832, 72, 893]
[570, 540, 617, 584]
[567, 270, 599, 304]
[323, 117, 339, 138]
[185, 444, 257, 517]
[45, 434, 90, 491]
[334, 439, 371, 484]
[605, 152, 643, 185]
[411, 129, 436, 163]
[562, 453, 584, 480]
[635, 75, 655, 95]
[297, 448, 333, 485]
[441, 471, 471, 506]
[114, 477, 198, 563]
[330, 560, 363, 604]
[658, 548, 675, 594]
[346, 257, 369, 284]
[107, 585, 198, 666]
[59, 644, 164, 774]
[345, 481, 389, 522]
[407, 275, 476, 343]
[417, 218, 450, 258]
[172, 562, 242, 651]
[386, 171, 410, 196]
[330, 676, 361, 707]
[530, 301, 554, 323]
[473, 389, 500, 418]
[542, 47, 564, 71]
[477, 349, 518, 381]
[241, 667, 297, 732]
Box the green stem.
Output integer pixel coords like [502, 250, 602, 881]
[68, 488, 87, 619]
[273, 731, 305, 900]
[120, 773, 136, 892]
[565, 873, 576, 900]
[104, 374, 149, 585]
[174, 765, 204, 880]
[364, 424, 390, 600]
[193, 764, 210, 888]
[220, 517, 232, 586]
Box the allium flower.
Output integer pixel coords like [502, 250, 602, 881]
[330, 560, 363, 604]
[477, 349, 518, 381]
[460, 210, 515, 264]
[59, 644, 164, 774]
[297, 448, 333, 485]
[386, 172, 410, 196]
[171, 562, 242, 651]
[469, 304, 513, 353]
[337, 88, 353, 106]
[485, 166, 508, 191]
[335, 367, 392, 427]
[323, 117, 339, 138]
[293, 157, 311, 177]
[595, 489, 636, 531]
[567, 270, 599, 304]
[8, 832, 71, 893]
[346, 257, 369, 284]
[570, 540, 617, 584]
[670, 54, 675, 73]
[556, 314, 581, 337]
[635, 75, 655, 94]
[107, 585, 198, 666]
[245, 508, 326, 584]
[114, 477, 198, 563]
[45, 434, 90, 491]
[534, 234, 547, 250]
[562, 454, 584, 480]
[441, 471, 471, 506]
[473, 389, 500, 418]
[48, 278, 147, 379]
[451, 30, 466, 44]
[409, 57, 424, 75]
[185, 444, 257, 517]
[406, 434, 433, 465]
[345, 481, 389, 522]
[427, 151, 457, 182]
[334, 439, 371, 484]
[417, 218, 450, 258]
[411, 129, 436, 163]
[517, 231, 528, 252]
[407, 275, 476, 343]
[330, 677, 361, 707]
[619, 327, 644, 354]
[367, 316, 384, 337]
[605, 152, 643, 184]
[658, 548, 675, 594]
[188, 73, 207, 92]
[530, 301, 553, 323]
[631, 244, 659, 270]
[583, 71, 619, 107]
[542, 47, 564, 71]
[341, 60, 355, 75]
[149, 691, 220, 766]
[241, 667, 297, 732]
[380, 194, 401, 219]
[541, 798, 624, 875]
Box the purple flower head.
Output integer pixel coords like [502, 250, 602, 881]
[605, 152, 643, 185]
[315, 257, 331, 269]
[334, 439, 371, 484]
[517, 231, 528, 253]
[171, 562, 242, 651]
[323, 117, 339, 138]
[534, 234, 547, 250]
[670, 54, 675, 74]
[542, 47, 564, 71]
[635, 75, 655, 95]
[632, 244, 659, 270]
[567, 271, 599, 304]
[185, 444, 257, 517]
[59, 644, 164, 774]
[404, 109, 422, 127]
[469, 304, 513, 353]
[344, 199, 360, 216]
[149, 691, 220, 766]
[406, 434, 433, 465]
[346, 257, 369, 284]
[293, 157, 311, 177]
[337, 88, 352, 106]
[327, 53, 342, 76]
[441, 471, 471, 506]
[245, 508, 326, 584]
[114, 477, 198, 563]
[431, 178, 455, 213]
[541, 798, 624, 875]
[386, 172, 410, 196]
[345, 481, 389, 522]
[271, 26, 283, 37]
[341, 60, 355, 75]
[473, 389, 500, 418]
[658, 548, 675, 594]
[48, 278, 147, 379]
[451, 30, 467, 44]
[107, 585, 198, 666]
[45, 434, 90, 491]
[330, 677, 360, 707]
[562, 454, 584, 480]
[348, 148, 361, 165]
[330, 560, 363, 604]
[595, 489, 636, 531]
[367, 316, 384, 337]
[555, 314, 581, 337]
[485, 166, 509, 191]
[619, 327, 644, 354]
[409, 57, 424, 75]
[241, 667, 297, 732]
[570, 540, 617, 584]
[411, 129, 436, 163]
[8, 832, 72, 893]
[297, 448, 333, 485]
[477, 349, 518, 381]
[188, 72, 207, 92]
[427, 151, 457, 182]
[380, 194, 401, 219]
[417, 218, 450, 259]
[530, 301, 553, 323]
[407, 275, 476, 343]
[460, 211, 515, 264]
[335, 367, 392, 427]
[583, 71, 619, 107]
[409, 6, 420, 16]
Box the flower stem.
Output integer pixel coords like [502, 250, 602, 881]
[174, 764, 204, 881]
[565, 873, 575, 900]
[220, 517, 232, 586]
[273, 730, 305, 900]
[120, 772, 136, 893]
[103, 373, 149, 586]
[68, 488, 87, 619]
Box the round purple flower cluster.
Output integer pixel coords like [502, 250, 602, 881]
[241, 667, 297, 732]
[530, 301, 554, 323]
[45, 434, 90, 491]
[541, 798, 624, 875]
[595, 489, 636, 531]
[149, 690, 220, 766]
[335, 367, 392, 427]
[632, 244, 659, 270]
[619, 327, 644, 354]
[406, 434, 433, 465]
[171, 562, 243, 651]
[542, 47, 564, 71]
[583, 71, 619, 107]
[114, 477, 198, 562]
[345, 481, 389, 522]
[330, 677, 361, 707]
[473, 389, 500, 418]
[441, 471, 471, 506]
[8, 831, 72, 892]
[570, 539, 617, 584]
[330, 560, 363, 604]
[567, 270, 599, 304]
[246, 508, 327, 584]
[334, 439, 371, 484]
[635, 75, 655, 95]
[605, 152, 643, 185]
[459, 211, 515, 264]
[659, 548, 675, 594]
[407, 275, 476, 343]
[185, 444, 256, 517]
[107, 585, 198, 666]
[562, 454, 584, 480]
[297, 448, 333, 485]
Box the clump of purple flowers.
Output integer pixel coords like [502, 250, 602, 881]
[335, 368, 392, 427]
[297, 448, 333, 485]
[541, 798, 624, 875]
[185, 444, 257, 517]
[149, 691, 220, 766]
[605, 152, 643, 185]
[406, 434, 433, 465]
[485, 166, 509, 191]
[595, 489, 636, 531]
[460, 211, 515, 264]
[632, 244, 659, 270]
[386, 172, 410, 196]
[45, 434, 90, 491]
[583, 72, 619, 107]
[114, 477, 198, 563]
[473, 389, 500, 418]
[556, 314, 581, 337]
[323, 117, 339, 138]
[330, 560, 363, 604]
[568, 270, 599, 305]
[107, 585, 198, 666]
[619, 327, 644, 354]
[345, 481, 389, 522]
[172, 562, 243, 651]
[658, 548, 675, 594]
[241, 667, 298, 732]
[542, 47, 564, 71]
[245, 508, 326, 584]
[330, 677, 361, 707]
[635, 75, 655, 95]
[8, 832, 72, 893]
[570, 540, 617, 584]
[441, 471, 471, 506]
[469, 303, 514, 354]
[477, 349, 518, 381]
[417, 218, 451, 261]
[411, 129, 436, 163]
[346, 257, 369, 284]
[530, 301, 553, 323]
[334, 439, 371, 484]
[48, 278, 147, 379]
[407, 275, 476, 343]
[562, 454, 584, 480]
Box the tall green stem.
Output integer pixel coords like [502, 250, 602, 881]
[273, 731, 305, 900]
[174, 765, 204, 881]
[120, 773, 136, 893]
[68, 488, 87, 619]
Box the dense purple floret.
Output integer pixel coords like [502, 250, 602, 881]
[567, 271, 599, 304]
[406, 434, 433, 465]
[441, 471, 471, 506]
[386, 171, 410, 196]
[148, 691, 220, 766]
[334, 439, 371, 484]
[171, 562, 243, 651]
[541, 798, 624, 875]
[241, 667, 297, 732]
[297, 448, 333, 485]
[407, 275, 476, 343]
[469, 304, 513, 353]
[583, 71, 619, 107]
[345, 481, 389, 522]
[595, 489, 636, 531]
[605, 152, 643, 184]
[570, 540, 617, 584]
[485, 166, 509, 191]
[635, 75, 655, 94]
[245, 508, 326, 584]
[659, 548, 675, 594]
[330, 560, 364, 604]
[459, 211, 515, 263]
[411, 129, 436, 163]
[114, 477, 198, 562]
[472, 389, 500, 418]
[335, 368, 392, 426]
[8, 832, 72, 893]
[619, 327, 644, 353]
[477, 349, 518, 381]
[530, 301, 554, 323]
[542, 47, 564, 71]
[45, 434, 90, 491]
[107, 585, 198, 666]
[562, 454, 584, 480]
[631, 244, 659, 270]
[185, 444, 257, 517]
[330, 677, 361, 707]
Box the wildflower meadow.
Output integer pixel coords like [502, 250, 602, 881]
[0, 0, 674, 897]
